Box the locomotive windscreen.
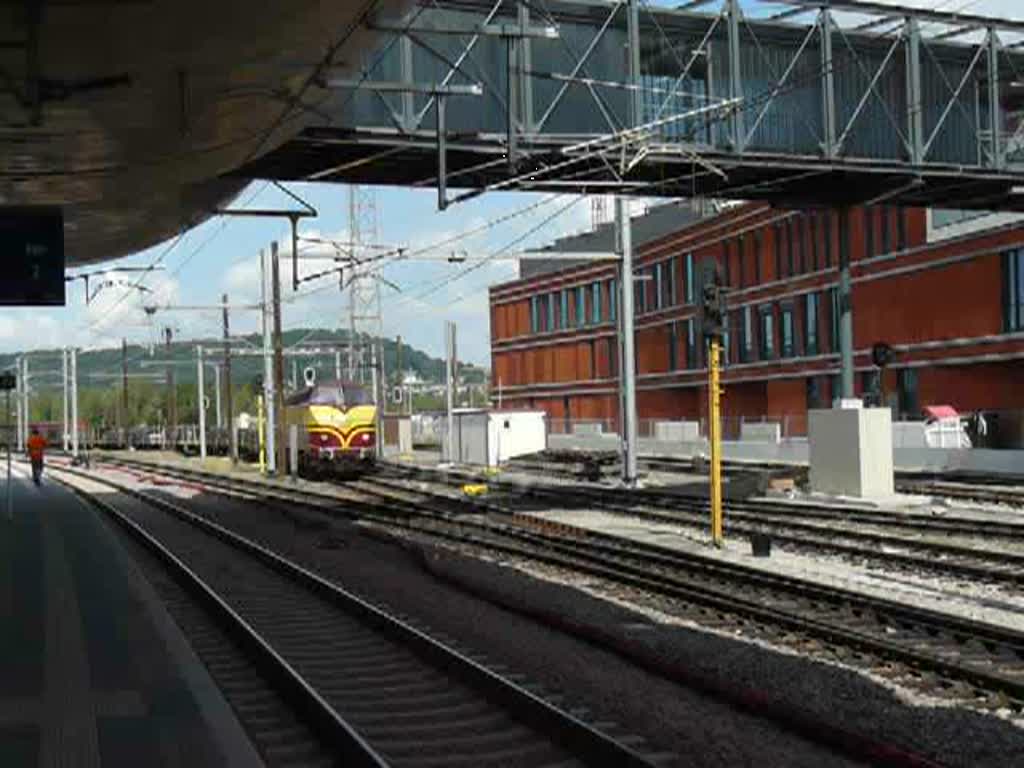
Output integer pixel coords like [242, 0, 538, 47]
[284, 381, 372, 408]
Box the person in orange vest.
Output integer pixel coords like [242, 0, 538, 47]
[26, 427, 47, 486]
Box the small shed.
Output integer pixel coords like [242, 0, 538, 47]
[439, 409, 547, 467]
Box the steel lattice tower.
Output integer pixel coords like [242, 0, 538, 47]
[346, 185, 382, 385]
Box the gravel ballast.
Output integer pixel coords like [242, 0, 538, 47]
[522, 507, 1024, 630]
[86, 461, 1024, 768]
[94, 466, 866, 768]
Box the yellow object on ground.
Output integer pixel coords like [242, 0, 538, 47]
[462, 484, 488, 496]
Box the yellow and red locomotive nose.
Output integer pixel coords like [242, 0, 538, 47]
[285, 383, 377, 467]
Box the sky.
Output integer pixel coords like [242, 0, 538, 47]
[2, 184, 597, 366]
[4, 0, 1023, 368]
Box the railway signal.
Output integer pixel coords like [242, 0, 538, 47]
[701, 259, 726, 548]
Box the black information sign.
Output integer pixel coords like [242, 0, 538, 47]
[0, 372, 14, 391]
[0, 207, 65, 306]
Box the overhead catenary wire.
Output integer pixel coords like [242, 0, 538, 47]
[65, 0, 1018, 367]
[81, 181, 271, 340]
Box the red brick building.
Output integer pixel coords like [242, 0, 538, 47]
[489, 202, 1024, 439]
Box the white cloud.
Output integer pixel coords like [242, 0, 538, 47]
[80, 274, 182, 348]
[224, 227, 350, 301]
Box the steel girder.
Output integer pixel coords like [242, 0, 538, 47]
[233, 0, 1024, 210]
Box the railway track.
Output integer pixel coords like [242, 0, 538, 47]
[510, 453, 1024, 540]
[376, 463, 1024, 591]
[88, 457, 1024, 720]
[514, 453, 1024, 509]
[51, 463, 664, 768]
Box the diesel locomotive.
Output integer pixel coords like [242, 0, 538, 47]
[283, 380, 377, 476]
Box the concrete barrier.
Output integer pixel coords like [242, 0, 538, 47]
[653, 421, 701, 442]
[894, 447, 1024, 474]
[893, 422, 928, 448]
[572, 422, 604, 436]
[740, 422, 782, 444]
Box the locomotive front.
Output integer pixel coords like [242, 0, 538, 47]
[284, 381, 377, 476]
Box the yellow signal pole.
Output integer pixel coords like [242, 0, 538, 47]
[257, 394, 266, 475]
[708, 338, 724, 547]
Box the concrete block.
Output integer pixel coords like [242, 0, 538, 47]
[740, 422, 781, 444]
[893, 421, 928, 449]
[653, 421, 701, 442]
[809, 407, 894, 498]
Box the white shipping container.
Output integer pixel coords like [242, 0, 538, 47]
[440, 409, 547, 466]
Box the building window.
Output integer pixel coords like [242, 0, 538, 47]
[804, 293, 820, 355]
[686, 318, 697, 369]
[896, 208, 906, 252]
[829, 288, 840, 352]
[608, 337, 618, 377]
[861, 370, 880, 405]
[780, 303, 795, 358]
[741, 306, 753, 362]
[722, 313, 730, 367]
[591, 282, 602, 324]
[547, 293, 556, 331]
[635, 278, 646, 314]
[723, 244, 731, 288]
[881, 206, 892, 255]
[806, 377, 823, 410]
[898, 368, 919, 418]
[759, 305, 775, 359]
[684, 253, 694, 303]
[666, 256, 677, 307]
[530, 296, 540, 333]
[653, 262, 664, 310]
[669, 322, 678, 371]
[609, 278, 618, 323]
[824, 211, 833, 267]
[575, 285, 586, 327]
[1004, 247, 1024, 331]
[559, 290, 569, 329]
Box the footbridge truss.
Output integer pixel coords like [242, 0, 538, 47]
[235, 0, 1024, 210]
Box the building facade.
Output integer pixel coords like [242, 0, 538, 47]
[489, 202, 1024, 441]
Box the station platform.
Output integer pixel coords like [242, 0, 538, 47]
[0, 462, 261, 767]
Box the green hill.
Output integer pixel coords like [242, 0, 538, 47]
[2, 328, 487, 429]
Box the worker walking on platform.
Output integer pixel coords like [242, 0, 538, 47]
[26, 427, 46, 486]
